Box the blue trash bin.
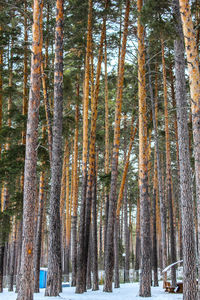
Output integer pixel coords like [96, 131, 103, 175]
[39, 268, 48, 288]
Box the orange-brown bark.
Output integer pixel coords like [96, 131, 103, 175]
[82, 0, 92, 177]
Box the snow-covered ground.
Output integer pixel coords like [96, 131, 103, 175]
[1, 282, 183, 300]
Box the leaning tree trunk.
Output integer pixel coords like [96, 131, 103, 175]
[45, 0, 64, 296]
[174, 1, 197, 299]
[137, 0, 151, 296]
[16, 2, 43, 300]
[103, 1, 130, 292]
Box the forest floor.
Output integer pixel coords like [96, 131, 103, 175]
[1, 282, 183, 300]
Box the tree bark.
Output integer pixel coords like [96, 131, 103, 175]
[92, 157, 99, 291]
[161, 39, 176, 288]
[152, 151, 158, 287]
[178, 1, 200, 297]
[70, 79, 79, 287]
[137, 0, 151, 296]
[114, 218, 120, 288]
[16, 2, 43, 300]
[75, 0, 92, 293]
[45, 0, 64, 296]
[174, 1, 197, 299]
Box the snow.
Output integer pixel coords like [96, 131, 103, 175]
[0, 282, 183, 300]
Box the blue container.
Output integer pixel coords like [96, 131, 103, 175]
[39, 269, 47, 288]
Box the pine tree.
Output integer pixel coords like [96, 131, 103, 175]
[137, 0, 151, 296]
[16, 1, 43, 299]
[45, 0, 64, 296]
[174, 1, 197, 299]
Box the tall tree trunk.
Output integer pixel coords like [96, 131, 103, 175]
[45, 0, 64, 296]
[114, 218, 120, 288]
[92, 156, 99, 291]
[137, 0, 151, 296]
[161, 40, 176, 287]
[86, 234, 92, 290]
[124, 185, 130, 283]
[146, 53, 159, 287]
[103, 1, 130, 292]
[178, 1, 200, 297]
[71, 82, 79, 287]
[170, 66, 183, 262]
[174, 1, 197, 299]
[65, 141, 71, 281]
[75, 0, 92, 293]
[16, 1, 43, 300]
[147, 47, 167, 287]
[152, 150, 158, 287]
[103, 26, 110, 265]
